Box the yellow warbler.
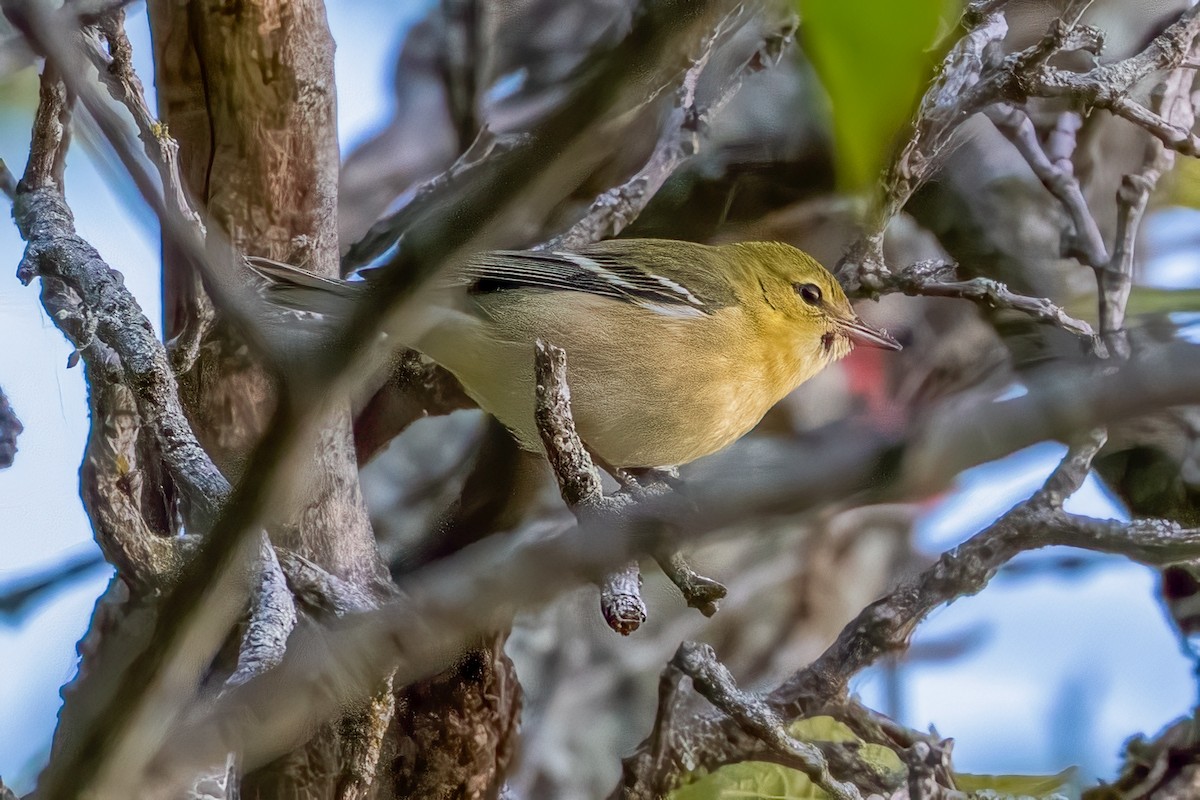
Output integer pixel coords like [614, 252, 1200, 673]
[249, 239, 899, 470]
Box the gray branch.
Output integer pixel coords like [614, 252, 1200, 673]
[533, 340, 610, 514]
[770, 429, 1200, 711]
[653, 550, 726, 617]
[0, 382, 23, 469]
[1099, 54, 1197, 358]
[225, 538, 296, 689]
[600, 561, 647, 635]
[887, 259, 1096, 341]
[672, 642, 863, 800]
[547, 9, 796, 250]
[534, 341, 728, 632]
[983, 104, 1108, 268]
[12, 67, 229, 535]
[841, 1, 1200, 350]
[534, 340, 648, 634]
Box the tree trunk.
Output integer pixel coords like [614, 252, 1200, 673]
[149, 1, 381, 795]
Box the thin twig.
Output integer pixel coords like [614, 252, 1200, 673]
[534, 341, 729, 631]
[86, 11, 214, 372]
[672, 642, 863, 800]
[547, 9, 795, 250]
[840, 5, 1009, 290]
[889, 260, 1097, 342]
[841, 1, 1200, 353]
[653, 551, 726, 617]
[534, 340, 648, 633]
[1098, 52, 1197, 358]
[984, 104, 1108, 267]
[533, 340, 611, 513]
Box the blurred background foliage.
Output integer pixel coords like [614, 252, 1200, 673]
[798, 0, 951, 190]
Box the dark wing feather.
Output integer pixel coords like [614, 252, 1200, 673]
[246, 256, 363, 315]
[459, 248, 725, 316]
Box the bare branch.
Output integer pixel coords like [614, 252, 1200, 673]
[984, 105, 1108, 267]
[277, 549, 380, 617]
[547, 10, 796, 250]
[849, 5, 1009, 273]
[225, 538, 296, 689]
[771, 432, 1198, 713]
[673, 642, 864, 800]
[12, 68, 230, 535]
[600, 561, 647, 635]
[842, 2, 1200, 350]
[1099, 56, 1197, 358]
[653, 550, 726, 617]
[887, 259, 1097, 342]
[534, 340, 648, 633]
[533, 340, 610, 513]
[1033, 427, 1107, 506]
[0, 382, 23, 469]
[534, 341, 728, 631]
[84, 10, 214, 372]
[87, 11, 205, 240]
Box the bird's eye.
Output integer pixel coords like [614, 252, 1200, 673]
[795, 283, 822, 305]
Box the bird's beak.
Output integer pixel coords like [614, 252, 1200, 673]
[841, 316, 902, 351]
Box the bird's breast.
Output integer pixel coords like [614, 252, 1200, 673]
[411, 294, 818, 468]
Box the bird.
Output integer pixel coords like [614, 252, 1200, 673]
[248, 239, 900, 473]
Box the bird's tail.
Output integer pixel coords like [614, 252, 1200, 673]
[245, 256, 363, 316]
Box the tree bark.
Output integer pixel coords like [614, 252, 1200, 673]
[149, 1, 381, 795]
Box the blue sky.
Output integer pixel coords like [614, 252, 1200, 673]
[0, 1, 1197, 792]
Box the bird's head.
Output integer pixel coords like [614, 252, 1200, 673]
[728, 241, 901, 363]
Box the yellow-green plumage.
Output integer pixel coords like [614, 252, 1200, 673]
[250, 239, 898, 470]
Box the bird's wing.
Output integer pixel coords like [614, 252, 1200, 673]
[246, 256, 363, 315]
[459, 240, 736, 318]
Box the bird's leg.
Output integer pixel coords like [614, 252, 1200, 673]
[582, 445, 642, 491]
[578, 448, 725, 615]
[622, 466, 683, 493]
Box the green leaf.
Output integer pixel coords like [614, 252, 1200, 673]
[798, 0, 951, 189]
[668, 715, 1079, 800]
[669, 760, 835, 800]
[1161, 155, 1200, 209]
[1066, 286, 1200, 321]
[953, 767, 1079, 799]
[668, 717, 904, 800]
